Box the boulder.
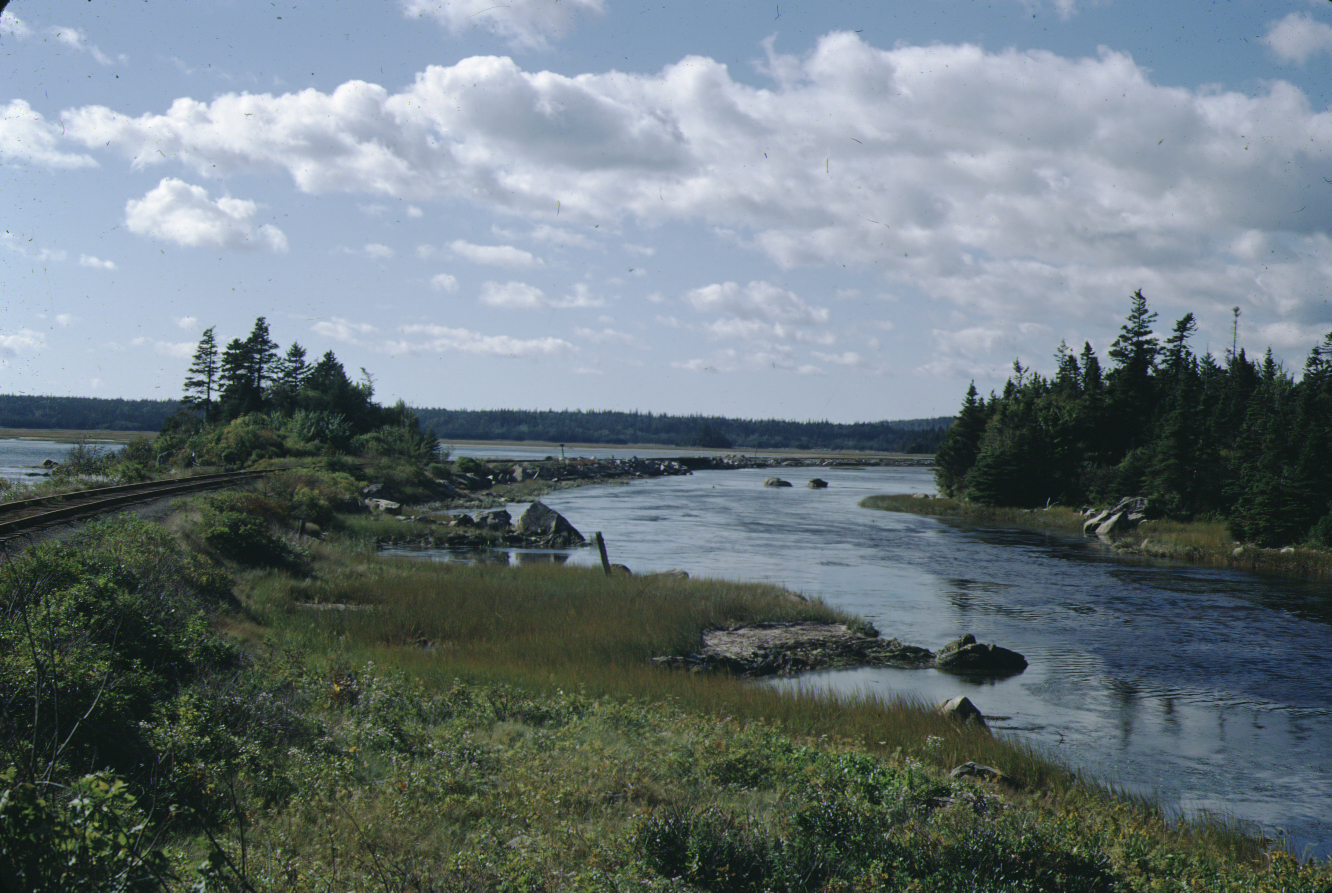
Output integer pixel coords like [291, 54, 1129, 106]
[653, 568, 690, 579]
[764, 477, 793, 487]
[365, 498, 402, 515]
[934, 634, 1027, 676]
[937, 696, 988, 729]
[514, 502, 585, 546]
[473, 508, 512, 531]
[1083, 496, 1149, 536]
[807, 478, 829, 489]
[949, 762, 1020, 788]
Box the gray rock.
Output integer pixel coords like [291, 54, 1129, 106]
[514, 501, 585, 546]
[653, 568, 690, 579]
[764, 477, 793, 487]
[1084, 496, 1149, 536]
[934, 634, 1027, 676]
[807, 478, 829, 489]
[949, 762, 1020, 788]
[473, 508, 512, 530]
[365, 497, 402, 515]
[938, 696, 988, 729]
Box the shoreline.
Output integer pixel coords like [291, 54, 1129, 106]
[860, 493, 1332, 582]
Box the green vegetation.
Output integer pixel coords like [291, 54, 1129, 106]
[3, 456, 1329, 890]
[934, 290, 1332, 549]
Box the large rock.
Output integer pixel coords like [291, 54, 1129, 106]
[807, 478, 829, 489]
[514, 502, 585, 546]
[365, 497, 402, 515]
[473, 508, 512, 531]
[937, 696, 988, 729]
[764, 477, 793, 487]
[1083, 496, 1149, 536]
[934, 634, 1028, 676]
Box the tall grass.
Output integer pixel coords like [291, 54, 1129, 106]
[247, 558, 1087, 797]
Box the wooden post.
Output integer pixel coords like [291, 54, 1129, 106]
[595, 531, 611, 576]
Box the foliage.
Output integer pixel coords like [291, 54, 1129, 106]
[933, 291, 1332, 546]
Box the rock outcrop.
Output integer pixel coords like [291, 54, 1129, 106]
[1083, 496, 1149, 537]
[938, 696, 988, 729]
[514, 502, 585, 547]
[764, 477, 793, 487]
[807, 478, 829, 489]
[933, 634, 1028, 676]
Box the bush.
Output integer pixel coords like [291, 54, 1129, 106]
[200, 510, 295, 568]
[454, 456, 489, 477]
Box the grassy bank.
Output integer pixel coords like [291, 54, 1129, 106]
[861, 493, 1332, 582]
[3, 483, 1330, 890]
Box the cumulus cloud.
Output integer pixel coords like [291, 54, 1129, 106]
[1264, 12, 1332, 65]
[429, 273, 459, 292]
[685, 281, 830, 327]
[480, 280, 603, 309]
[363, 242, 396, 258]
[0, 329, 46, 359]
[176, 316, 200, 331]
[0, 100, 97, 168]
[54, 34, 1332, 364]
[125, 178, 288, 252]
[78, 254, 117, 270]
[450, 240, 540, 268]
[55, 314, 78, 327]
[402, 0, 605, 49]
[392, 323, 574, 357]
[313, 317, 378, 343]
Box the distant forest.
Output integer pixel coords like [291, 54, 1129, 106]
[415, 408, 951, 453]
[0, 394, 182, 431]
[0, 393, 949, 453]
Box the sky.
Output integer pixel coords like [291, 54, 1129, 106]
[3, 0, 1332, 423]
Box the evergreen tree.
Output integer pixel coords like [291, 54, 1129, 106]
[181, 326, 219, 419]
[934, 382, 988, 497]
[1105, 289, 1159, 455]
[268, 342, 309, 413]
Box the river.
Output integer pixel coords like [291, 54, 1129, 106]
[391, 456, 1332, 858]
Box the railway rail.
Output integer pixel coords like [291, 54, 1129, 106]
[0, 470, 267, 544]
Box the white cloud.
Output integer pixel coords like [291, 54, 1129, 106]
[130, 336, 194, 358]
[0, 329, 45, 359]
[1, 10, 32, 38]
[393, 323, 575, 357]
[685, 281, 830, 327]
[364, 242, 395, 259]
[78, 254, 117, 270]
[812, 351, 863, 367]
[480, 280, 604, 309]
[313, 317, 378, 344]
[176, 316, 200, 331]
[0, 100, 97, 168]
[54, 314, 78, 327]
[451, 240, 540, 268]
[480, 281, 547, 309]
[402, 0, 605, 49]
[407, 205, 424, 217]
[429, 273, 459, 292]
[574, 326, 641, 346]
[52, 26, 119, 66]
[125, 178, 288, 252]
[1264, 12, 1332, 65]
[57, 35, 1332, 361]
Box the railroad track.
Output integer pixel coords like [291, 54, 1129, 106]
[0, 470, 267, 544]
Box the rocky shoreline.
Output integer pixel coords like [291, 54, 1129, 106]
[653, 625, 1027, 679]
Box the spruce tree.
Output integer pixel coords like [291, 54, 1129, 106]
[934, 382, 988, 497]
[181, 326, 219, 419]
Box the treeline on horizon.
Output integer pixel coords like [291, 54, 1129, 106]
[935, 290, 1332, 548]
[0, 395, 950, 454]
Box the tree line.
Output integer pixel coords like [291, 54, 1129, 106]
[414, 407, 949, 453]
[934, 290, 1332, 548]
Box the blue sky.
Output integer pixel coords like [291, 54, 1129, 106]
[3, 0, 1332, 422]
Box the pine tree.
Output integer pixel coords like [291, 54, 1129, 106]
[1105, 289, 1159, 456]
[181, 326, 219, 418]
[268, 342, 309, 413]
